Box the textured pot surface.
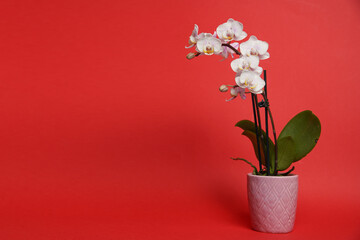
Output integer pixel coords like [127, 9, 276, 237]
[247, 173, 298, 233]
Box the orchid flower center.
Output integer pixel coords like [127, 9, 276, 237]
[250, 48, 258, 56]
[224, 31, 234, 40]
[238, 63, 244, 70]
[204, 44, 214, 54]
[244, 79, 257, 89]
[238, 62, 250, 71]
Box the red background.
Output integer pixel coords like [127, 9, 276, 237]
[0, 0, 359, 239]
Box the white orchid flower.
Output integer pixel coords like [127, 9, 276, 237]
[235, 71, 265, 94]
[230, 55, 263, 75]
[240, 35, 270, 60]
[185, 24, 200, 49]
[216, 18, 247, 43]
[196, 34, 223, 55]
[221, 42, 239, 59]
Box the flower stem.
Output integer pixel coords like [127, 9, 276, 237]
[261, 90, 278, 176]
[255, 94, 268, 175]
[251, 94, 262, 173]
[268, 107, 278, 175]
[221, 43, 241, 55]
[263, 70, 270, 175]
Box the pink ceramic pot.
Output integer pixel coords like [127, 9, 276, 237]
[247, 173, 298, 233]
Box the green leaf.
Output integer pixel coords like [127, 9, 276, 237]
[278, 166, 295, 176]
[277, 136, 296, 171]
[236, 121, 276, 171]
[231, 157, 258, 174]
[235, 120, 258, 132]
[279, 110, 321, 161]
[236, 120, 273, 145]
[241, 130, 275, 174]
[241, 130, 265, 164]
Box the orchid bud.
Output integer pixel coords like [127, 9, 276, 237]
[186, 52, 196, 60]
[219, 85, 228, 92]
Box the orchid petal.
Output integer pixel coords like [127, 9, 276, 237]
[235, 31, 247, 41]
[216, 18, 246, 42]
[240, 42, 252, 56]
[226, 43, 239, 58]
[188, 24, 199, 45]
[231, 58, 242, 72]
[235, 71, 265, 93]
[225, 96, 236, 102]
[253, 79, 265, 92]
[259, 52, 270, 60]
[231, 55, 260, 73]
[240, 35, 269, 58]
[197, 33, 205, 39]
[221, 47, 229, 59]
[190, 24, 198, 37]
[253, 66, 263, 75]
[237, 71, 252, 85]
[248, 75, 265, 94]
[235, 73, 246, 88]
[230, 88, 238, 97]
[240, 92, 246, 99]
[230, 42, 239, 50]
[230, 19, 243, 32]
[255, 41, 269, 55]
[226, 86, 246, 101]
[249, 35, 258, 41]
[237, 87, 246, 99]
[248, 55, 260, 69]
[196, 34, 222, 55]
[203, 33, 214, 38]
[213, 42, 223, 54]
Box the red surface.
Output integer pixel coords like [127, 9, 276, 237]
[0, 0, 359, 239]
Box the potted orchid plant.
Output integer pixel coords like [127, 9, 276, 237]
[185, 19, 321, 233]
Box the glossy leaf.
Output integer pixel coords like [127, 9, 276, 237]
[279, 110, 321, 161]
[236, 120, 274, 145]
[242, 130, 265, 163]
[241, 130, 275, 174]
[277, 136, 296, 171]
[236, 120, 275, 169]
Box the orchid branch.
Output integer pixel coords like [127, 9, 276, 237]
[251, 94, 263, 173]
[221, 43, 241, 55]
[261, 92, 278, 175]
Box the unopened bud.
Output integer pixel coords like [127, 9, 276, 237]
[186, 52, 196, 60]
[219, 85, 228, 92]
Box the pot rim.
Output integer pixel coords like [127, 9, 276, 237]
[247, 173, 298, 178]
